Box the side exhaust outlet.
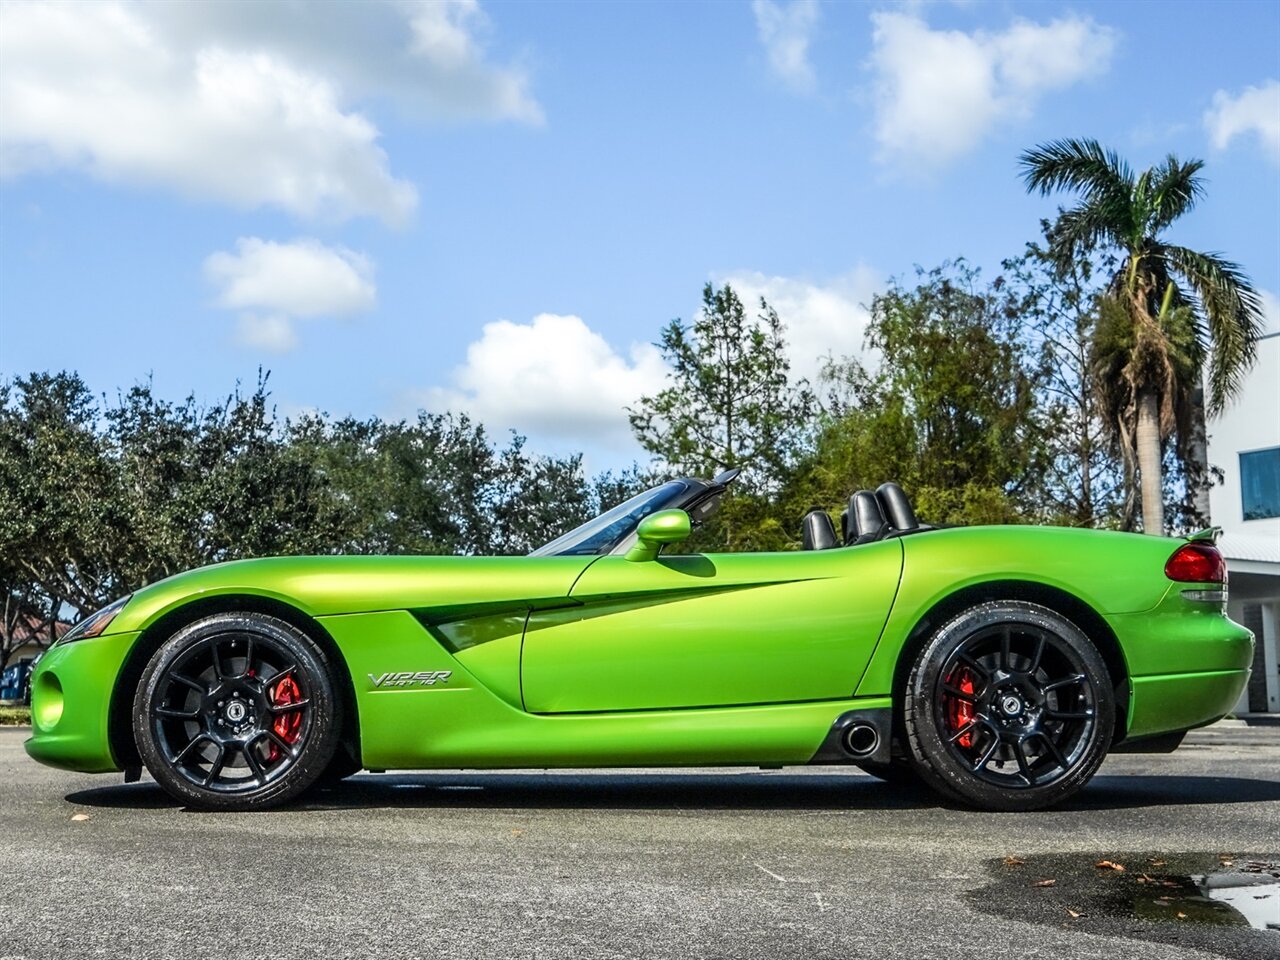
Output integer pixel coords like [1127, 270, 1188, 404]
[842, 722, 880, 759]
[810, 707, 893, 765]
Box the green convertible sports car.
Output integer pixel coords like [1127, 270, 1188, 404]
[26, 474, 1252, 812]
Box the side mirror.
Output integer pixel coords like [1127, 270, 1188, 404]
[624, 509, 692, 562]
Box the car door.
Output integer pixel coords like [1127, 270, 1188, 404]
[520, 539, 903, 713]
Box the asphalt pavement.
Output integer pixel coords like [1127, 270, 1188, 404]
[1, 722, 1278, 960]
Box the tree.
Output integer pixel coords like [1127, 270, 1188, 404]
[628, 283, 813, 550]
[630, 283, 814, 491]
[791, 262, 1048, 528]
[0, 372, 121, 621]
[1020, 139, 1264, 533]
[0, 369, 641, 659]
[1003, 229, 1125, 527]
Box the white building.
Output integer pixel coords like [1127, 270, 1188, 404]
[1210, 315, 1280, 715]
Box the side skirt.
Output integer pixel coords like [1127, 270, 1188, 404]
[323, 610, 895, 769]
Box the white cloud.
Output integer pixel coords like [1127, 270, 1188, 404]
[235, 314, 299, 354]
[752, 0, 820, 94]
[1205, 80, 1280, 164]
[151, 0, 543, 126]
[420, 269, 881, 452]
[868, 11, 1116, 170]
[204, 237, 376, 352]
[0, 0, 541, 222]
[714, 267, 881, 384]
[421, 314, 668, 450]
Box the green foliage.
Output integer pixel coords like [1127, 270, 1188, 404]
[0, 705, 32, 726]
[629, 282, 814, 550]
[0, 371, 632, 660]
[787, 262, 1048, 529]
[1003, 229, 1126, 528]
[630, 283, 814, 489]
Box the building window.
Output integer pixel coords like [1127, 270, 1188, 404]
[1240, 447, 1280, 521]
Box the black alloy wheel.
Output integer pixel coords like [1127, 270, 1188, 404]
[904, 601, 1114, 811]
[134, 612, 340, 810]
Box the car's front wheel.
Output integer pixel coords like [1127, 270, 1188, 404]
[903, 601, 1114, 811]
[133, 612, 340, 810]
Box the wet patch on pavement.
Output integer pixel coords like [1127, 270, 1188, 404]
[968, 852, 1279, 959]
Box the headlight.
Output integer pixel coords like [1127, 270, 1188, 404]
[57, 595, 132, 645]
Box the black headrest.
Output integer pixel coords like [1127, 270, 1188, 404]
[876, 482, 919, 532]
[801, 510, 838, 551]
[848, 490, 888, 545]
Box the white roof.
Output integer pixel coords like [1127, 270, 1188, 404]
[1219, 529, 1280, 564]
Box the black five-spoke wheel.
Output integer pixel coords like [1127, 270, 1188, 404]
[904, 601, 1114, 811]
[134, 612, 340, 810]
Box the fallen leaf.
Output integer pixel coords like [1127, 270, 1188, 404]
[1137, 873, 1155, 884]
[1066, 908, 1084, 919]
[1176, 912, 1188, 920]
[1032, 879, 1057, 888]
[1094, 860, 1126, 872]
[1003, 856, 1027, 867]
[1148, 858, 1168, 868]
[69, 814, 90, 822]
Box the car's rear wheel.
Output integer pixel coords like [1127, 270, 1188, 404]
[903, 601, 1114, 811]
[133, 612, 340, 811]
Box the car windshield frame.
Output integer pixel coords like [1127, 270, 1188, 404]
[529, 480, 691, 557]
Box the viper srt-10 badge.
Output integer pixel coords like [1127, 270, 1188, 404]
[368, 671, 453, 688]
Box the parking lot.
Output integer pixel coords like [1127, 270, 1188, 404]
[1, 722, 1277, 960]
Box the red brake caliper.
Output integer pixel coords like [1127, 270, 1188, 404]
[266, 675, 303, 763]
[946, 667, 976, 749]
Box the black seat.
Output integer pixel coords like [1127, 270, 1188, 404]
[846, 490, 890, 545]
[876, 482, 919, 533]
[801, 509, 838, 550]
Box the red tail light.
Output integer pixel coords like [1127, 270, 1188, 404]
[1165, 543, 1226, 583]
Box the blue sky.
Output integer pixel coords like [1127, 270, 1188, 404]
[1, 0, 1277, 470]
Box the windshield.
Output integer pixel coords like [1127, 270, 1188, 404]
[530, 481, 689, 556]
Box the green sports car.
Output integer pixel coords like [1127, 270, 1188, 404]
[25, 475, 1252, 812]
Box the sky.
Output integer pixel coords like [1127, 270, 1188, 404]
[1, 0, 1278, 472]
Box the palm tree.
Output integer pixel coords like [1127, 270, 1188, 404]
[1020, 139, 1264, 533]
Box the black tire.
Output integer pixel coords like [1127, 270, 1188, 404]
[903, 601, 1114, 812]
[133, 612, 341, 811]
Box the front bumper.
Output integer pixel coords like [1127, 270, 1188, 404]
[23, 630, 138, 773]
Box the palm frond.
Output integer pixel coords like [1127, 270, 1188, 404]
[1021, 139, 1139, 260]
[1159, 244, 1265, 413]
[1048, 204, 1126, 257]
[1150, 155, 1206, 233]
[1020, 138, 1134, 202]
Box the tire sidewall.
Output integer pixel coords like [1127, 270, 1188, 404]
[132, 612, 339, 811]
[905, 600, 1115, 812]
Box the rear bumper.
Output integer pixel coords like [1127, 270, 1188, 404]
[23, 630, 137, 774]
[1125, 669, 1251, 740]
[1107, 591, 1254, 741]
